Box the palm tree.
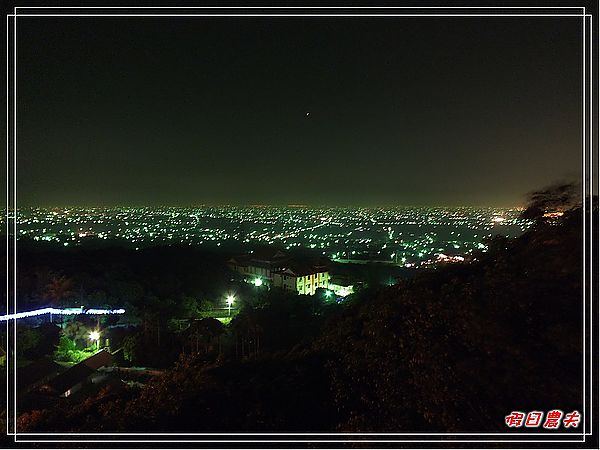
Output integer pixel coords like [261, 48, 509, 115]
[62, 320, 90, 348]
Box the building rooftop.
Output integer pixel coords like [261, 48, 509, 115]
[274, 261, 328, 277]
[248, 246, 288, 262]
[229, 246, 290, 268]
[43, 349, 113, 395]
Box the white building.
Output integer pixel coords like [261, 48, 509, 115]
[272, 262, 329, 296]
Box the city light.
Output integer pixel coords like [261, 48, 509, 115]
[253, 278, 263, 287]
[10, 206, 531, 266]
[226, 294, 235, 316]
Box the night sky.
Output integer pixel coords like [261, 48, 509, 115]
[16, 16, 582, 207]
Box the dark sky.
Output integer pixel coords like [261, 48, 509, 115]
[16, 16, 582, 207]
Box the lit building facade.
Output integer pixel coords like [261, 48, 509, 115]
[272, 263, 329, 295]
[328, 281, 354, 297]
[327, 275, 355, 297]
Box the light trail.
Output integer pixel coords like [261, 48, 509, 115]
[0, 307, 125, 321]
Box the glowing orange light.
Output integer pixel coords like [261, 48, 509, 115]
[543, 211, 564, 218]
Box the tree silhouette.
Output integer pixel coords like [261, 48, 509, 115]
[521, 182, 580, 221]
[184, 318, 225, 354]
[232, 310, 263, 359]
[62, 320, 91, 347]
[43, 274, 74, 306]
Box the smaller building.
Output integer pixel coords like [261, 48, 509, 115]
[41, 349, 114, 398]
[272, 262, 329, 296]
[328, 276, 355, 297]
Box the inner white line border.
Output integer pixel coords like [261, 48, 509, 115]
[5, 5, 594, 446]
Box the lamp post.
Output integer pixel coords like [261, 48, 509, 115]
[226, 295, 235, 316]
[89, 330, 100, 350]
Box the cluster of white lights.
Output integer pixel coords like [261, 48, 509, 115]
[0, 307, 126, 321]
[9, 206, 532, 265]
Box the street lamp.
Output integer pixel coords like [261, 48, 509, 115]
[253, 277, 263, 287]
[226, 295, 235, 316]
[89, 330, 100, 350]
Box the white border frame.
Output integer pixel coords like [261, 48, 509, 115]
[4, 5, 596, 447]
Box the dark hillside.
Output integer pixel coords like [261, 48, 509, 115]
[16, 209, 588, 432]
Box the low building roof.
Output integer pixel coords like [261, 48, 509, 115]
[329, 276, 354, 287]
[274, 262, 328, 277]
[43, 349, 113, 395]
[17, 358, 62, 391]
[82, 349, 113, 370]
[44, 363, 95, 395]
[249, 246, 288, 262]
[230, 247, 290, 268]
